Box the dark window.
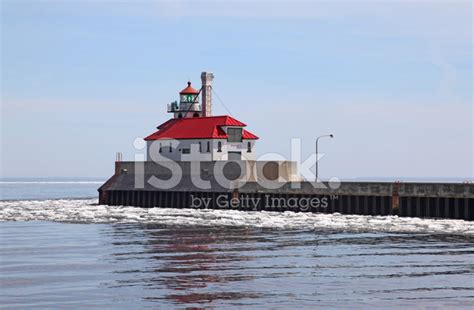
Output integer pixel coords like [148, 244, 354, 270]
[217, 141, 222, 152]
[199, 142, 202, 152]
[227, 128, 242, 142]
[207, 141, 210, 152]
[159, 143, 162, 153]
[247, 142, 252, 152]
[178, 113, 183, 118]
[169, 142, 172, 152]
[182, 148, 190, 154]
[193, 113, 199, 117]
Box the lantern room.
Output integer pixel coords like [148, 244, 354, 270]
[167, 81, 202, 119]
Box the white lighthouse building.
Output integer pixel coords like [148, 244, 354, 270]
[145, 72, 258, 161]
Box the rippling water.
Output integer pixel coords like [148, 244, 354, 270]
[1, 183, 474, 308]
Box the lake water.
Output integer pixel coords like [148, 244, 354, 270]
[1, 181, 473, 309]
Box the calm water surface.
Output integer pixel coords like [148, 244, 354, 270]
[0, 182, 473, 309]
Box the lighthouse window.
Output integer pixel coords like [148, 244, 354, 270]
[169, 142, 172, 152]
[207, 141, 210, 152]
[247, 142, 252, 152]
[159, 143, 162, 153]
[182, 148, 190, 154]
[199, 142, 202, 152]
[227, 128, 242, 142]
[217, 141, 222, 152]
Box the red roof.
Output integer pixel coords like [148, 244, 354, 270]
[144, 115, 259, 140]
[179, 81, 199, 94]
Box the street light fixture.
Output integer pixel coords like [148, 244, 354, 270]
[315, 134, 334, 182]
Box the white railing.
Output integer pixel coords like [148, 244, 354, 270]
[167, 103, 202, 113]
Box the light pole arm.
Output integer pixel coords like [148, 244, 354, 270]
[315, 134, 334, 182]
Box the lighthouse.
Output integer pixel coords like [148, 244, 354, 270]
[168, 81, 202, 119]
[145, 72, 259, 161]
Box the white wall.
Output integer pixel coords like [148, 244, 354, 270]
[147, 139, 213, 161]
[147, 139, 257, 161]
[147, 140, 181, 161]
[212, 139, 256, 161]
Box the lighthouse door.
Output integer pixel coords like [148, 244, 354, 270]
[228, 152, 241, 161]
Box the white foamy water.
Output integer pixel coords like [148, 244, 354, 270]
[1, 198, 472, 234]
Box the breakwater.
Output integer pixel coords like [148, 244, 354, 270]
[98, 161, 474, 221]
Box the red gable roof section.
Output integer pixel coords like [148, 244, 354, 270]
[144, 115, 259, 141]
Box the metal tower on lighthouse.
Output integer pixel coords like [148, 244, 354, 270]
[201, 72, 214, 117]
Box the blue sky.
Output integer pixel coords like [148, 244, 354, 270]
[1, 0, 472, 179]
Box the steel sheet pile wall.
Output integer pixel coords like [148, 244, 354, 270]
[99, 162, 474, 221]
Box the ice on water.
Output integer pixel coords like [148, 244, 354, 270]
[0, 198, 472, 235]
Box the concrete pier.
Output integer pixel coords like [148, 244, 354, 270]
[98, 161, 474, 221]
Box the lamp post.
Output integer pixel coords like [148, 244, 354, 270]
[315, 134, 334, 182]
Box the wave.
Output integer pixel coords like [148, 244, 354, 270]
[0, 198, 473, 235]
